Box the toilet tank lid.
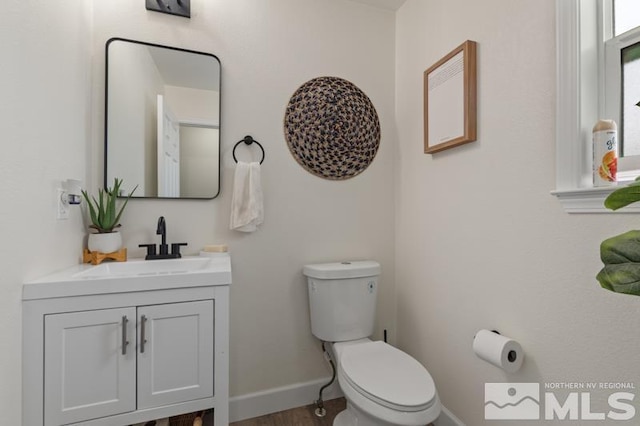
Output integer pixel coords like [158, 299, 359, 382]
[303, 261, 380, 279]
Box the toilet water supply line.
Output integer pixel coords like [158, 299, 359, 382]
[315, 341, 337, 418]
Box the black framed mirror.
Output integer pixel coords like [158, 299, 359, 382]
[105, 38, 221, 199]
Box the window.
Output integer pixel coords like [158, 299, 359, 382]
[613, 0, 640, 36]
[554, 0, 640, 212]
[603, 0, 640, 178]
[621, 43, 640, 157]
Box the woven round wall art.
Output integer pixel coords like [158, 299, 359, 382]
[284, 76, 380, 180]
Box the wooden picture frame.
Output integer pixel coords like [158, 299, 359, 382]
[424, 40, 477, 154]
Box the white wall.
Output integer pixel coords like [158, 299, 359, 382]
[0, 1, 396, 422]
[395, 0, 640, 424]
[0, 1, 93, 424]
[180, 126, 219, 197]
[91, 0, 397, 399]
[165, 85, 219, 126]
[108, 42, 165, 195]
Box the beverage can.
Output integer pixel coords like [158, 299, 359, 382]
[593, 119, 617, 187]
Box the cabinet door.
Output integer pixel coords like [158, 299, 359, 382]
[137, 300, 214, 409]
[44, 307, 136, 426]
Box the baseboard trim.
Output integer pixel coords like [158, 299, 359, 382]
[229, 379, 464, 426]
[434, 405, 465, 426]
[229, 377, 343, 422]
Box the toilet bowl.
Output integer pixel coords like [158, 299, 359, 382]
[330, 339, 440, 426]
[303, 261, 441, 426]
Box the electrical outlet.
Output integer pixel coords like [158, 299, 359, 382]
[57, 188, 69, 220]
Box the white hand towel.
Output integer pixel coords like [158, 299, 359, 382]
[230, 161, 264, 232]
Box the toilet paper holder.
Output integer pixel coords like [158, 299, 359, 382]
[473, 329, 524, 372]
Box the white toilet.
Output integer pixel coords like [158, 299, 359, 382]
[303, 261, 441, 426]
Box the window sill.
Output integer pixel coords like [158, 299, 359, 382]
[551, 186, 640, 213]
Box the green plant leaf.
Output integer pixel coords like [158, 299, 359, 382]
[597, 230, 640, 295]
[82, 178, 136, 233]
[106, 182, 117, 230]
[604, 176, 640, 210]
[81, 190, 98, 227]
[97, 189, 105, 228]
[113, 183, 138, 227]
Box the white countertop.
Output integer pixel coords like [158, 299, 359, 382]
[23, 254, 232, 301]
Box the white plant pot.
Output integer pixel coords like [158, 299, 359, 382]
[88, 232, 122, 254]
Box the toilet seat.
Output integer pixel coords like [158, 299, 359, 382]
[339, 341, 436, 412]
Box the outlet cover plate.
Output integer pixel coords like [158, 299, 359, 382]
[57, 189, 69, 220]
[145, 0, 191, 18]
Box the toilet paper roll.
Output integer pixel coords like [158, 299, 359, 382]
[473, 329, 524, 373]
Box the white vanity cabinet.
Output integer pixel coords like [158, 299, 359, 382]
[136, 301, 214, 410]
[22, 255, 231, 426]
[43, 301, 214, 425]
[44, 307, 137, 425]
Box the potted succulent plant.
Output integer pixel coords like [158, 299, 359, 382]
[81, 178, 137, 253]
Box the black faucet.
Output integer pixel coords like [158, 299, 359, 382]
[139, 216, 188, 260]
[157, 216, 168, 255]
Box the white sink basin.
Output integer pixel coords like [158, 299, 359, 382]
[73, 257, 213, 278]
[23, 254, 232, 300]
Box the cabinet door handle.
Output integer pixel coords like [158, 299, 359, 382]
[121, 316, 129, 355]
[140, 315, 148, 353]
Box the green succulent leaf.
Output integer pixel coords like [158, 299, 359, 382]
[597, 230, 640, 295]
[81, 178, 137, 233]
[604, 176, 640, 210]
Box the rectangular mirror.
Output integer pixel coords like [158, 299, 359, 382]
[105, 38, 221, 199]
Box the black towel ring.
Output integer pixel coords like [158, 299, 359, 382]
[232, 135, 265, 164]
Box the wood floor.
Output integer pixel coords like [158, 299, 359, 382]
[226, 398, 433, 426]
[229, 398, 346, 426]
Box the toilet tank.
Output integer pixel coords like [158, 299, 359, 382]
[303, 261, 380, 342]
